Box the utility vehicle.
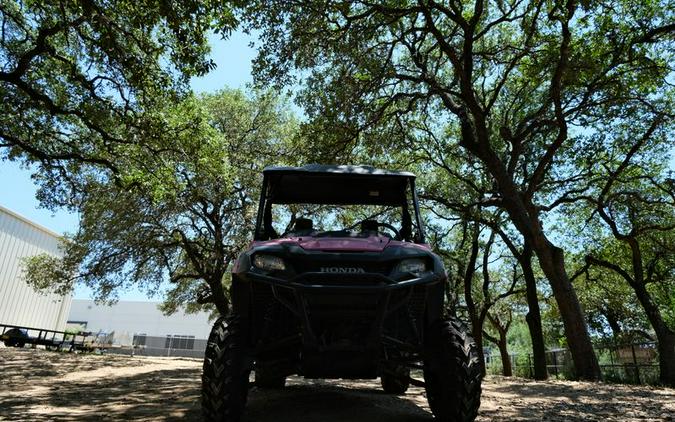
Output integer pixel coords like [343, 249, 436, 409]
[202, 165, 482, 421]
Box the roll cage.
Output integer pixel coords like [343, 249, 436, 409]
[254, 165, 426, 243]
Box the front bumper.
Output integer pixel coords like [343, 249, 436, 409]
[234, 270, 444, 356]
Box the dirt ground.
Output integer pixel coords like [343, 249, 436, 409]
[1, 347, 674, 421]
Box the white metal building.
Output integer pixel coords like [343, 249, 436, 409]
[68, 299, 214, 343]
[0, 205, 72, 331]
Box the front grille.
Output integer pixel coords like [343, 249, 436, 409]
[408, 285, 427, 317]
[289, 258, 393, 275]
[251, 281, 274, 308]
[295, 272, 387, 286]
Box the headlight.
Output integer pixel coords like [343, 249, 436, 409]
[396, 258, 428, 275]
[253, 254, 286, 271]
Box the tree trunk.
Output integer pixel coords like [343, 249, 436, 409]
[601, 310, 622, 339]
[520, 243, 548, 380]
[487, 313, 513, 377]
[498, 337, 512, 377]
[656, 331, 675, 388]
[504, 199, 600, 380]
[464, 136, 601, 381]
[586, 247, 675, 387]
[631, 276, 675, 387]
[473, 324, 486, 376]
[623, 239, 675, 387]
[463, 222, 486, 376]
[588, 210, 675, 386]
[532, 237, 600, 380]
[209, 274, 230, 316]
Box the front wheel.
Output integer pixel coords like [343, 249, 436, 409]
[423, 318, 482, 422]
[202, 315, 251, 422]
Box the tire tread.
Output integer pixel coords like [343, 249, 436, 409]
[424, 318, 482, 421]
[202, 315, 250, 422]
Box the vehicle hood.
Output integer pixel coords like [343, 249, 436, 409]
[251, 236, 431, 253]
[253, 235, 392, 252]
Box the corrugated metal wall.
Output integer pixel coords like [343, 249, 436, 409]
[68, 299, 213, 339]
[0, 205, 72, 331]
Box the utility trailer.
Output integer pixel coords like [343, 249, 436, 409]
[0, 323, 102, 352]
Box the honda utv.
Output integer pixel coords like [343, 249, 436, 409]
[202, 165, 482, 421]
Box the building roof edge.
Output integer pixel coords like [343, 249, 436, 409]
[0, 204, 64, 240]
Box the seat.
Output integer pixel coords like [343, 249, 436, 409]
[360, 220, 379, 234]
[292, 217, 315, 236]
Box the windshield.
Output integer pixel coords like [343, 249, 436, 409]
[254, 172, 425, 243]
[270, 204, 407, 240]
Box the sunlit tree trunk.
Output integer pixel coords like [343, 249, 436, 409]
[521, 243, 548, 380]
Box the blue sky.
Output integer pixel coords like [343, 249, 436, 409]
[0, 30, 258, 300]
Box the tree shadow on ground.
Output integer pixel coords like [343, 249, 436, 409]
[0, 348, 432, 421]
[3, 349, 673, 421]
[0, 348, 149, 389]
[0, 366, 202, 421]
[479, 376, 675, 421]
[246, 378, 432, 422]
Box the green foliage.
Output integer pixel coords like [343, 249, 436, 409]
[21, 252, 79, 297]
[1, 0, 235, 176]
[6, 1, 674, 373]
[241, 0, 673, 380]
[578, 268, 652, 340]
[506, 317, 536, 356]
[241, 0, 674, 259]
[22, 88, 299, 315]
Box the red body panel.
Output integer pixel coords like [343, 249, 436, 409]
[250, 235, 431, 252]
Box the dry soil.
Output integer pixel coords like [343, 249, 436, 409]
[1, 347, 673, 421]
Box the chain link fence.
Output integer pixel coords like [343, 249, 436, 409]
[485, 342, 661, 384]
[98, 334, 208, 358]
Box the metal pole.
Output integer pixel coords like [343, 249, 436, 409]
[410, 178, 426, 243]
[254, 175, 268, 241]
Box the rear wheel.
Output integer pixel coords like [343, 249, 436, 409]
[423, 318, 482, 422]
[202, 315, 251, 422]
[380, 365, 410, 394]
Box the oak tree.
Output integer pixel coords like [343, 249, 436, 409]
[241, 0, 674, 380]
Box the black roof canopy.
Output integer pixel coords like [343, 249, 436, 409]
[263, 165, 416, 205]
[263, 164, 415, 177]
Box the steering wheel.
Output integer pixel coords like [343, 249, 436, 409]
[348, 219, 401, 240]
[375, 222, 402, 240]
